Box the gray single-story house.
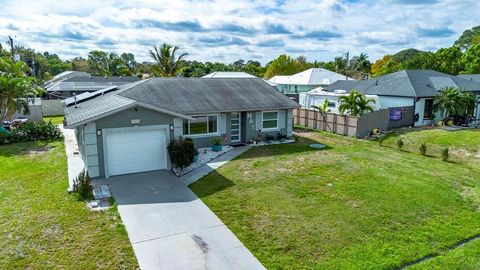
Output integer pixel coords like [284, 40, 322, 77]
[65, 78, 299, 178]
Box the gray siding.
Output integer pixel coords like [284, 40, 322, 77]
[94, 107, 175, 177]
[83, 107, 292, 178]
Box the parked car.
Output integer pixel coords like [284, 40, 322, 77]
[2, 121, 11, 131]
[11, 117, 29, 127]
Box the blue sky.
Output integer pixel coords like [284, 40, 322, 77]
[0, 0, 478, 64]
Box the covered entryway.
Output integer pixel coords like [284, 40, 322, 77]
[103, 125, 168, 177]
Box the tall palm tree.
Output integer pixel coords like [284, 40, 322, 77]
[338, 90, 376, 116]
[149, 43, 188, 77]
[0, 57, 39, 121]
[432, 87, 462, 119]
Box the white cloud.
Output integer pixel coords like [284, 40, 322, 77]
[0, 0, 478, 64]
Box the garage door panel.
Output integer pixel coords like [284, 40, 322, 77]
[106, 127, 167, 176]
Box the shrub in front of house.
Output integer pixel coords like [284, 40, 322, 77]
[442, 148, 449, 161]
[397, 138, 404, 150]
[168, 137, 196, 169]
[73, 169, 93, 200]
[0, 121, 63, 145]
[265, 134, 274, 143]
[419, 143, 427, 156]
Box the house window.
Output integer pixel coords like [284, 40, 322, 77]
[423, 99, 434, 119]
[183, 115, 218, 135]
[262, 111, 278, 130]
[328, 101, 336, 108]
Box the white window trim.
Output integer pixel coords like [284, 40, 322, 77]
[261, 110, 279, 131]
[183, 114, 220, 138]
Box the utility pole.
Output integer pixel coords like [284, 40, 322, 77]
[7, 35, 14, 61]
[345, 51, 349, 80]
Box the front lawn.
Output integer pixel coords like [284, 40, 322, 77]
[382, 127, 480, 161]
[43, 115, 64, 125]
[190, 130, 480, 269]
[0, 141, 138, 269]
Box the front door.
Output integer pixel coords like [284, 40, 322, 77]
[231, 112, 241, 143]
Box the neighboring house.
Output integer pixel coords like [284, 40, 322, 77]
[325, 70, 480, 127]
[64, 78, 299, 178]
[45, 75, 140, 99]
[269, 68, 355, 95]
[202, 71, 256, 78]
[299, 88, 381, 114]
[44, 71, 90, 89]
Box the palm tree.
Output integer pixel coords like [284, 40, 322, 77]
[338, 90, 376, 116]
[0, 57, 39, 121]
[432, 87, 462, 120]
[311, 99, 330, 130]
[149, 43, 188, 77]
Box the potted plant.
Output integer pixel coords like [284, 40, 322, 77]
[265, 134, 274, 144]
[211, 137, 222, 152]
[193, 148, 199, 162]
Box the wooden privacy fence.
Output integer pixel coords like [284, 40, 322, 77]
[293, 108, 389, 138]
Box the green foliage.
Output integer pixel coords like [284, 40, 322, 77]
[454, 25, 480, 49]
[397, 138, 404, 150]
[149, 43, 188, 77]
[0, 57, 42, 121]
[378, 135, 386, 146]
[419, 143, 427, 156]
[460, 44, 480, 74]
[338, 90, 376, 116]
[87, 50, 133, 76]
[311, 99, 330, 113]
[264, 54, 302, 79]
[265, 134, 275, 141]
[432, 87, 475, 119]
[73, 169, 93, 200]
[442, 148, 449, 161]
[211, 137, 222, 145]
[167, 137, 196, 169]
[179, 59, 266, 78]
[0, 121, 63, 145]
[435, 46, 463, 75]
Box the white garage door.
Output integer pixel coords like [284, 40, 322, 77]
[105, 126, 167, 177]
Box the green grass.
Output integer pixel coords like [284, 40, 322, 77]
[190, 129, 480, 269]
[410, 238, 480, 270]
[0, 140, 138, 269]
[382, 127, 480, 160]
[42, 115, 64, 125]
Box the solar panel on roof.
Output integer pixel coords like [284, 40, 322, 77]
[64, 86, 118, 106]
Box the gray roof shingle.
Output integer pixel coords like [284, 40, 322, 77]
[325, 70, 480, 97]
[65, 78, 299, 127]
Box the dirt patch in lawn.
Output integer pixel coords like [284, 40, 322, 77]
[23, 146, 53, 155]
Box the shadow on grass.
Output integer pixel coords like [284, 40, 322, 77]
[189, 170, 236, 199]
[235, 135, 332, 160]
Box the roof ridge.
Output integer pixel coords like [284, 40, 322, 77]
[403, 70, 420, 97]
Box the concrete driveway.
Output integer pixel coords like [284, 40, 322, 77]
[95, 170, 265, 270]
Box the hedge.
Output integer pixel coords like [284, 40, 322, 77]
[0, 121, 63, 145]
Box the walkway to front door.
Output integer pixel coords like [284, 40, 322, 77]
[94, 170, 265, 270]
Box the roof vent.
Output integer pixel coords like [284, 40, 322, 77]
[375, 80, 378, 85]
[334, 89, 347, 94]
[105, 76, 108, 79]
[89, 76, 93, 79]
[119, 76, 123, 79]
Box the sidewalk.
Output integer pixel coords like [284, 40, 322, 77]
[59, 125, 85, 192]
